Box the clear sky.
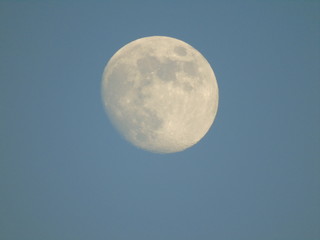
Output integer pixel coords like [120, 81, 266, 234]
[1, 1, 319, 239]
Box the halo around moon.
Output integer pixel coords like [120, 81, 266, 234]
[101, 36, 218, 153]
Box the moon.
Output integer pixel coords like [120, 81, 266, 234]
[101, 36, 218, 153]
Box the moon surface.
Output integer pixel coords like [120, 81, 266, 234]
[102, 36, 218, 153]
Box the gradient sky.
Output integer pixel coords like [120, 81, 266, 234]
[1, 1, 319, 239]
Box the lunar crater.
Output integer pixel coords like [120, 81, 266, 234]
[137, 55, 159, 75]
[174, 46, 187, 56]
[157, 59, 178, 82]
[183, 61, 198, 76]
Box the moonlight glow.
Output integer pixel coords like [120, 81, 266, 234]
[102, 36, 218, 153]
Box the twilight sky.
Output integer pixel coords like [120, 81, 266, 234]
[1, 1, 319, 239]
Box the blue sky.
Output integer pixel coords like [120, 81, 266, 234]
[1, 1, 319, 239]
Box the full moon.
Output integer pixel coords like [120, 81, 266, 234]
[101, 36, 218, 153]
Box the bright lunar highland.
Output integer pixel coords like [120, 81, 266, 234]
[102, 36, 218, 153]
